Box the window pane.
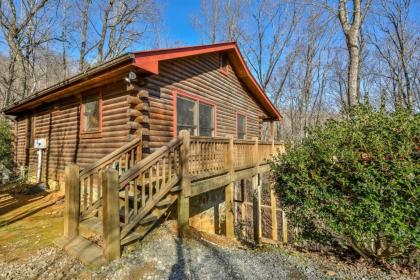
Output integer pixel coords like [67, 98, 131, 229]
[177, 97, 196, 135]
[237, 114, 245, 139]
[83, 96, 99, 132]
[199, 103, 213, 137]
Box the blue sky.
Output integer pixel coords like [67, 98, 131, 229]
[159, 0, 202, 46]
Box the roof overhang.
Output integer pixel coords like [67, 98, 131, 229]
[3, 54, 136, 114]
[132, 42, 282, 120]
[4, 42, 282, 121]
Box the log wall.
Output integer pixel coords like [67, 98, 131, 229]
[15, 81, 131, 189]
[146, 52, 269, 151]
[13, 51, 271, 189]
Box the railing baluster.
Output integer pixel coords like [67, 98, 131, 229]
[98, 169, 102, 200]
[83, 177, 88, 210]
[124, 185, 129, 225]
[168, 150, 172, 182]
[162, 155, 166, 188]
[89, 174, 93, 208]
[149, 166, 153, 199]
[134, 178, 138, 215]
[130, 149, 135, 168]
[141, 172, 146, 207]
[156, 160, 160, 191]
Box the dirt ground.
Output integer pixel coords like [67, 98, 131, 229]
[0, 187, 417, 280]
[0, 189, 64, 262]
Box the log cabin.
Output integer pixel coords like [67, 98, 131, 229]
[3, 42, 284, 263]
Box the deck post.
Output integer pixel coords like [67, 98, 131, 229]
[240, 179, 246, 238]
[64, 164, 80, 239]
[270, 121, 276, 156]
[178, 130, 191, 237]
[270, 184, 278, 241]
[252, 137, 262, 244]
[225, 135, 235, 239]
[252, 174, 261, 244]
[102, 168, 121, 261]
[282, 210, 288, 244]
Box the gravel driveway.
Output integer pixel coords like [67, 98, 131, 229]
[0, 221, 415, 280]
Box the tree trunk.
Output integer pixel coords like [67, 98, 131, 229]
[79, 0, 91, 71]
[346, 35, 360, 107]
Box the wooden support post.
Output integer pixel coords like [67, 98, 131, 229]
[225, 136, 235, 239]
[178, 130, 191, 237]
[270, 184, 278, 241]
[64, 164, 80, 239]
[240, 179, 246, 238]
[270, 121, 276, 156]
[253, 137, 259, 167]
[252, 174, 262, 245]
[102, 168, 121, 261]
[282, 210, 288, 244]
[252, 137, 262, 244]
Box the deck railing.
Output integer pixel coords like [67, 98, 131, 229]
[190, 136, 284, 178]
[118, 137, 182, 239]
[63, 131, 285, 262]
[189, 137, 230, 176]
[79, 137, 143, 219]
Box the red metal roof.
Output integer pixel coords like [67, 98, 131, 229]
[4, 42, 281, 120]
[132, 42, 282, 120]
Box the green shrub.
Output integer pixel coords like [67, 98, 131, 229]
[272, 106, 419, 265]
[0, 116, 13, 170]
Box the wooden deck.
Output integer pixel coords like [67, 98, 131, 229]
[61, 131, 285, 264]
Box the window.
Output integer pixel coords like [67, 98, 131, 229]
[176, 96, 196, 135]
[81, 93, 101, 134]
[236, 113, 246, 139]
[176, 94, 215, 137]
[219, 53, 229, 74]
[199, 103, 214, 136]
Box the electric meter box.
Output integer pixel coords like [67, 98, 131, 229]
[34, 138, 47, 149]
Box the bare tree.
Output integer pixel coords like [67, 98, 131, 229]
[79, 0, 92, 71]
[337, 0, 372, 107]
[0, 0, 50, 106]
[369, 0, 418, 111]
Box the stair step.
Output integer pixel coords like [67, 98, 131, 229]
[140, 214, 158, 225]
[156, 197, 174, 208]
[55, 236, 106, 266]
[80, 217, 103, 236]
[135, 223, 154, 236]
[121, 232, 142, 246]
[170, 185, 182, 193]
[119, 207, 134, 220]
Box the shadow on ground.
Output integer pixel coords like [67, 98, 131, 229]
[0, 190, 64, 262]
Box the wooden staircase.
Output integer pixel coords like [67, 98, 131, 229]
[57, 135, 185, 265]
[58, 130, 285, 265]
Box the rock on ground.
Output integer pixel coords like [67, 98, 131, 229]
[0, 221, 417, 280]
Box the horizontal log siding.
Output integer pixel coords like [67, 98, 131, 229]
[15, 117, 27, 167]
[14, 52, 270, 187]
[146, 52, 268, 151]
[15, 81, 131, 188]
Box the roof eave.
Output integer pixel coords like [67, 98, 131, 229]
[132, 42, 282, 121]
[3, 53, 135, 115]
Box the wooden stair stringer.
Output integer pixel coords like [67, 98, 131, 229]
[121, 192, 178, 245]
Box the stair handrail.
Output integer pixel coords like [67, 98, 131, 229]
[80, 137, 142, 177]
[79, 136, 142, 219]
[119, 137, 182, 187]
[118, 136, 183, 239]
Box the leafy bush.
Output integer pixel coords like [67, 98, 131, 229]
[272, 106, 419, 266]
[0, 116, 13, 170]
